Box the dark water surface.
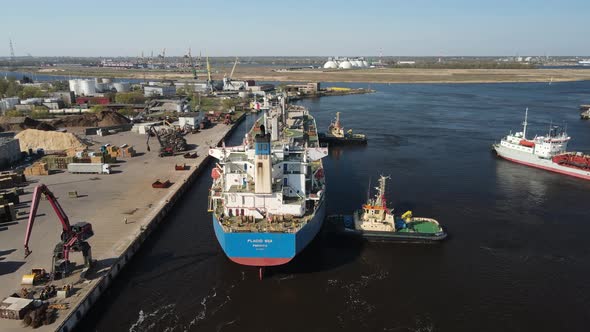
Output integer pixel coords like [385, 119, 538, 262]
[77, 82, 590, 332]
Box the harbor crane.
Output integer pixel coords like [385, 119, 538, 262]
[223, 57, 240, 90]
[23, 184, 94, 279]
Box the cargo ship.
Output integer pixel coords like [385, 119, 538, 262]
[319, 112, 367, 145]
[492, 108, 590, 180]
[325, 175, 447, 242]
[208, 97, 328, 270]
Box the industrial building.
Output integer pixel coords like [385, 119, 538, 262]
[0, 138, 21, 169]
[178, 112, 202, 130]
[283, 82, 320, 94]
[0, 98, 20, 114]
[175, 80, 212, 93]
[144, 85, 176, 97]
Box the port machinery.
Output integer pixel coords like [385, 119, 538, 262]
[23, 184, 94, 279]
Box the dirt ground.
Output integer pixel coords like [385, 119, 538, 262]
[28, 66, 590, 84]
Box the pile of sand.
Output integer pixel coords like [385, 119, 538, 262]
[15, 129, 88, 152]
[50, 110, 130, 128]
[0, 116, 56, 132]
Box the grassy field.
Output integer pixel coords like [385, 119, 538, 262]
[25, 66, 590, 84]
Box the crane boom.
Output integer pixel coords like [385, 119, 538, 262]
[24, 185, 72, 257]
[206, 56, 212, 83]
[229, 57, 239, 80]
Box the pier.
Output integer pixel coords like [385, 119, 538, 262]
[0, 115, 245, 331]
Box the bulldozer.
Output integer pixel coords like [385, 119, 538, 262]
[21, 268, 49, 286]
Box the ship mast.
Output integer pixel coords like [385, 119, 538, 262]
[522, 107, 528, 139]
[376, 175, 390, 209]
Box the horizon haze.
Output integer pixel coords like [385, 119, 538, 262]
[2, 0, 590, 57]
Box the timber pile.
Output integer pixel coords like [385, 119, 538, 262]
[23, 162, 49, 176]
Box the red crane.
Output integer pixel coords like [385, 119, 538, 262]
[23, 184, 94, 279]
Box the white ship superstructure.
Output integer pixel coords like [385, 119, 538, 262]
[493, 109, 590, 180]
[208, 97, 328, 266]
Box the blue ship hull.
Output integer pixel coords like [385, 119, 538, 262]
[212, 199, 325, 266]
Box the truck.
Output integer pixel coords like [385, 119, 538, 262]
[67, 163, 111, 174]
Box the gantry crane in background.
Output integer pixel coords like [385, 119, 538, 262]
[23, 184, 94, 279]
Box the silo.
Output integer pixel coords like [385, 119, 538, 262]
[80, 79, 96, 96]
[113, 82, 131, 92]
[323, 61, 338, 69]
[95, 83, 108, 92]
[338, 61, 353, 69]
[68, 79, 79, 94]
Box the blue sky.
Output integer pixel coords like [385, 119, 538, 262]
[1, 0, 589, 57]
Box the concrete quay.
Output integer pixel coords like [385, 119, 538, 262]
[0, 118, 244, 331]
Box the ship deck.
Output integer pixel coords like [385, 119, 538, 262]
[215, 206, 316, 233]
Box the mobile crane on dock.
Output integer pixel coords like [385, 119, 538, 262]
[146, 124, 188, 157]
[23, 184, 94, 279]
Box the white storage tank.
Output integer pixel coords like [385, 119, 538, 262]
[79, 79, 97, 96]
[113, 82, 131, 92]
[95, 83, 109, 92]
[68, 79, 79, 93]
[323, 61, 338, 69]
[338, 61, 353, 69]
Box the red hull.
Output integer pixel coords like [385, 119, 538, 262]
[229, 257, 292, 266]
[498, 154, 590, 181]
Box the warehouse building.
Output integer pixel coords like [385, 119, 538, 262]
[178, 112, 202, 130]
[144, 85, 176, 97]
[0, 138, 21, 169]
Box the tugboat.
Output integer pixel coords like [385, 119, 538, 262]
[325, 176, 447, 242]
[319, 112, 367, 145]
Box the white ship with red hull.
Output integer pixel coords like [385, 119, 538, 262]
[493, 109, 590, 180]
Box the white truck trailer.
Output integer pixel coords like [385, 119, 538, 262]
[67, 163, 111, 174]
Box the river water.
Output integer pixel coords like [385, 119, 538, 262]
[76, 81, 590, 332]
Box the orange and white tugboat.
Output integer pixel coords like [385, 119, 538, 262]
[493, 108, 590, 180]
[325, 176, 446, 242]
[319, 112, 367, 145]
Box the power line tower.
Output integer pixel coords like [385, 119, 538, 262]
[9, 39, 15, 61]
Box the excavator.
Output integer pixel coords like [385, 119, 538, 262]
[23, 184, 94, 279]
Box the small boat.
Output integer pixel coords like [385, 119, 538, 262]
[319, 112, 367, 145]
[325, 176, 446, 242]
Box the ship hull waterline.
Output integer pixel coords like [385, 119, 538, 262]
[493, 144, 590, 181]
[324, 215, 447, 243]
[212, 198, 326, 267]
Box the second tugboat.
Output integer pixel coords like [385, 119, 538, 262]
[325, 176, 447, 242]
[319, 112, 367, 145]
